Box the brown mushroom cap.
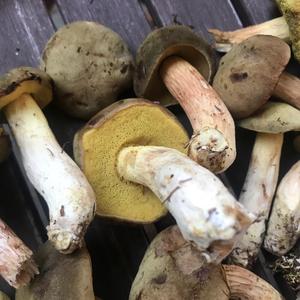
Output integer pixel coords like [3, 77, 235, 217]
[41, 21, 134, 120]
[134, 25, 216, 106]
[213, 35, 291, 119]
[0, 67, 52, 109]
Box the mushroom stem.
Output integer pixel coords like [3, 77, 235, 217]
[4, 94, 96, 254]
[117, 145, 254, 263]
[209, 16, 290, 52]
[0, 219, 38, 288]
[159, 56, 236, 173]
[264, 160, 300, 256]
[229, 133, 283, 267]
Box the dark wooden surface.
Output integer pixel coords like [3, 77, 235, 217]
[0, 0, 298, 299]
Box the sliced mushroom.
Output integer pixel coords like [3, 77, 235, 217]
[134, 25, 235, 173]
[0, 219, 38, 288]
[16, 241, 94, 300]
[0, 127, 10, 163]
[74, 99, 254, 263]
[41, 21, 133, 119]
[228, 133, 283, 267]
[0, 67, 96, 253]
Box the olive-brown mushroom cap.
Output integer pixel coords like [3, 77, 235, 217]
[134, 25, 216, 106]
[41, 21, 134, 120]
[213, 35, 290, 119]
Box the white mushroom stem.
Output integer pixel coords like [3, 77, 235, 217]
[4, 94, 96, 254]
[229, 133, 283, 267]
[160, 56, 236, 173]
[264, 160, 300, 256]
[0, 219, 38, 288]
[209, 16, 290, 52]
[117, 146, 255, 263]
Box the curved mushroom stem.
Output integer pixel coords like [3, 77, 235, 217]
[117, 145, 254, 263]
[159, 56, 236, 173]
[229, 133, 283, 267]
[4, 94, 96, 254]
[208, 16, 290, 52]
[0, 219, 38, 288]
[264, 160, 300, 256]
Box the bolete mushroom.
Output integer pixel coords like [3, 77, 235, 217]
[264, 160, 300, 256]
[41, 21, 133, 120]
[16, 241, 94, 300]
[74, 99, 254, 263]
[134, 25, 236, 173]
[129, 226, 282, 300]
[0, 67, 96, 253]
[209, 0, 300, 62]
[0, 218, 38, 288]
[0, 127, 10, 163]
[212, 35, 296, 119]
[228, 133, 283, 268]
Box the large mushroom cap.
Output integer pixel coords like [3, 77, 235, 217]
[0, 67, 52, 110]
[213, 35, 291, 119]
[134, 25, 216, 106]
[41, 21, 134, 120]
[74, 98, 189, 223]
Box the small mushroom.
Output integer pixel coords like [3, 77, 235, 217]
[74, 99, 254, 263]
[16, 241, 95, 300]
[228, 133, 283, 268]
[129, 226, 282, 300]
[213, 35, 292, 119]
[0, 67, 96, 253]
[0, 127, 10, 163]
[264, 160, 300, 256]
[0, 218, 38, 288]
[41, 21, 133, 120]
[134, 25, 235, 173]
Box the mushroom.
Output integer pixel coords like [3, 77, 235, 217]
[208, 0, 300, 62]
[0, 218, 38, 288]
[0, 67, 96, 253]
[212, 35, 296, 119]
[74, 99, 254, 263]
[134, 25, 236, 173]
[264, 160, 300, 256]
[129, 226, 282, 300]
[16, 241, 95, 300]
[0, 127, 10, 163]
[228, 133, 283, 268]
[41, 21, 133, 120]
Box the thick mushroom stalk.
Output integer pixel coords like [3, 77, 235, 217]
[160, 56, 236, 173]
[229, 133, 283, 267]
[117, 146, 254, 263]
[0, 219, 38, 288]
[264, 160, 300, 256]
[5, 94, 96, 254]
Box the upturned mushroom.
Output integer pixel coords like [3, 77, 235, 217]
[264, 160, 300, 256]
[0, 67, 96, 253]
[212, 35, 298, 119]
[134, 25, 236, 173]
[129, 226, 282, 300]
[41, 21, 133, 120]
[209, 0, 300, 62]
[228, 133, 283, 268]
[0, 219, 38, 288]
[16, 241, 95, 300]
[0, 127, 10, 163]
[74, 99, 254, 263]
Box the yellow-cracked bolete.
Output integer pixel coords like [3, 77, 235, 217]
[0, 67, 96, 254]
[134, 25, 235, 173]
[74, 99, 254, 263]
[41, 21, 134, 119]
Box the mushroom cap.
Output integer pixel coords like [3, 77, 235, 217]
[239, 101, 300, 133]
[0, 67, 52, 110]
[41, 21, 134, 120]
[0, 127, 10, 163]
[74, 98, 189, 223]
[134, 25, 216, 106]
[213, 35, 291, 119]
